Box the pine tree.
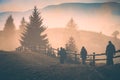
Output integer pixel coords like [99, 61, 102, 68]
[65, 18, 80, 48]
[66, 37, 77, 52]
[65, 18, 79, 38]
[66, 18, 77, 31]
[3, 15, 17, 50]
[20, 6, 49, 52]
[4, 15, 16, 33]
[19, 17, 26, 33]
[65, 37, 78, 63]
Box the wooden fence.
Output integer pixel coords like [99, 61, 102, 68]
[69, 50, 120, 66]
[16, 46, 120, 66]
[50, 48, 120, 66]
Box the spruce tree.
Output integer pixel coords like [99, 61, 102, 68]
[65, 18, 79, 38]
[4, 15, 16, 33]
[65, 18, 80, 49]
[3, 15, 17, 50]
[66, 37, 77, 52]
[20, 6, 49, 52]
[65, 36, 78, 62]
[19, 17, 26, 33]
[66, 18, 77, 32]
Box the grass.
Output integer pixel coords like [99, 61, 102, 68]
[0, 51, 120, 80]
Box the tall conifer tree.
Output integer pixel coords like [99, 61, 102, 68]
[4, 15, 16, 33]
[20, 6, 49, 52]
[66, 37, 77, 52]
[66, 18, 77, 31]
[65, 18, 79, 39]
[19, 17, 26, 33]
[65, 37, 77, 62]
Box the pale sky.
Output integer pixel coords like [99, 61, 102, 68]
[0, 0, 119, 11]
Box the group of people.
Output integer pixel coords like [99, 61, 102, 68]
[58, 41, 116, 65]
[58, 47, 67, 64]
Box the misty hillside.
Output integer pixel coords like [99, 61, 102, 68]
[0, 28, 120, 53]
[46, 28, 120, 54]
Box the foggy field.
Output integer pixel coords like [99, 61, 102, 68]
[0, 51, 120, 80]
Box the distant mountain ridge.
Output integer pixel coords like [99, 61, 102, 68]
[0, 2, 120, 36]
[43, 2, 120, 14]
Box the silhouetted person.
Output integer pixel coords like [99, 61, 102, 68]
[106, 41, 116, 65]
[59, 47, 67, 64]
[80, 46, 87, 64]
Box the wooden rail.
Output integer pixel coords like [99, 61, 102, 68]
[64, 50, 120, 66]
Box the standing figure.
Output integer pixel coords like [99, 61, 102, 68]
[59, 47, 67, 64]
[80, 46, 87, 64]
[106, 41, 116, 65]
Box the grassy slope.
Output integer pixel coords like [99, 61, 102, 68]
[0, 51, 90, 80]
[0, 51, 120, 80]
[96, 64, 120, 80]
[0, 51, 59, 80]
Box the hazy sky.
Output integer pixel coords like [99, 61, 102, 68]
[0, 0, 119, 11]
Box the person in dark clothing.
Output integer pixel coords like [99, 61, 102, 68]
[106, 41, 116, 65]
[59, 47, 67, 64]
[80, 46, 88, 64]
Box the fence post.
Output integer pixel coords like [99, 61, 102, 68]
[93, 52, 96, 66]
